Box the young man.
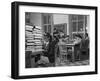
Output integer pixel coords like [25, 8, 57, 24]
[74, 34, 83, 61]
[43, 33, 55, 66]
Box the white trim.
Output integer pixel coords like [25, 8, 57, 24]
[19, 5, 95, 76]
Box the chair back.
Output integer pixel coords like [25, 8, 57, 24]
[59, 45, 67, 55]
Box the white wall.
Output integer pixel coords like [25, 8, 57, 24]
[53, 14, 68, 24]
[0, 0, 99, 81]
[30, 13, 42, 26]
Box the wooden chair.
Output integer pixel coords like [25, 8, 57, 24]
[59, 44, 68, 63]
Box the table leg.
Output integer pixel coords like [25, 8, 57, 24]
[72, 46, 75, 62]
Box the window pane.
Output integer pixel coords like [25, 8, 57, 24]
[72, 22, 77, 32]
[43, 25, 48, 33]
[78, 15, 84, 21]
[48, 15, 51, 24]
[48, 25, 51, 33]
[25, 13, 30, 25]
[43, 15, 48, 24]
[85, 16, 87, 27]
[71, 15, 78, 21]
[78, 21, 84, 32]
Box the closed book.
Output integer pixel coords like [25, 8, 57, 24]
[34, 36, 42, 39]
[27, 40, 41, 42]
[26, 35, 34, 38]
[25, 30, 32, 34]
[35, 45, 42, 48]
[25, 27, 32, 31]
[26, 37, 34, 40]
[34, 43, 42, 46]
[26, 34, 33, 36]
[27, 43, 35, 45]
[34, 41, 41, 44]
[32, 31, 42, 34]
[35, 26, 42, 30]
[33, 29, 42, 32]
[26, 25, 33, 28]
[33, 49, 43, 52]
[33, 33, 42, 36]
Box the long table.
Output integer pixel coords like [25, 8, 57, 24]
[66, 43, 75, 62]
[58, 43, 75, 62]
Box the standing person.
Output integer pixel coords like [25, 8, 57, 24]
[80, 33, 89, 51]
[53, 28, 58, 36]
[74, 34, 83, 61]
[52, 29, 60, 61]
[53, 28, 60, 40]
[84, 33, 89, 59]
[85, 33, 89, 46]
[79, 33, 89, 60]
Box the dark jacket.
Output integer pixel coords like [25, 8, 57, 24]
[43, 40, 57, 63]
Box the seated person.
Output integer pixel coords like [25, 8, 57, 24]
[43, 33, 55, 65]
[74, 34, 82, 45]
[58, 37, 66, 45]
[59, 30, 65, 38]
[58, 31, 67, 45]
[63, 35, 70, 43]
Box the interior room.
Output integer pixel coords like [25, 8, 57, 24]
[25, 12, 90, 68]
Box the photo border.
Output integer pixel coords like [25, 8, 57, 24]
[11, 1, 98, 79]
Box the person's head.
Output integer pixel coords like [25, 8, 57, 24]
[65, 35, 69, 38]
[54, 28, 57, 32]
[75, 34, 82, 40]
[61, 35, 66, 40]
[45, 36, 49, 42]
[59, 30, 64, 38]
[85, 33, 88, 38]
[44, 33, 52, 42]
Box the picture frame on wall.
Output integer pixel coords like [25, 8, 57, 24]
[11, 1, 98, 79]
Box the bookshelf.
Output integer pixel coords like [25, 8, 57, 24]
[25, 25, 43, 68]
[25, 25, 43, 52]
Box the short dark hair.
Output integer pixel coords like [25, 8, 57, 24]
[75, 34, 82, 39]
[45, 32, 52, 42]
[85, 33, 88, 37]
[54, 28, 56, 30]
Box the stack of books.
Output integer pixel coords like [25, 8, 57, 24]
[25, 25, 43, 52]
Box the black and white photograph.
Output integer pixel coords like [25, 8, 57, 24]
[25, 13, 90, 68]
[11, 1, 97, 79]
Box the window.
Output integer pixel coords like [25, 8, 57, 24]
[70, 15, 87, 39]
[25, 12, 31, 25]
[42, 14, 52, 34]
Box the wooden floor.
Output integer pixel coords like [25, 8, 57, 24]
[55, 57, 89, 66]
